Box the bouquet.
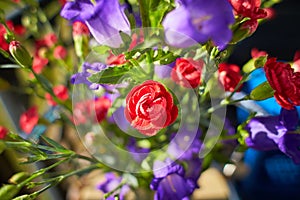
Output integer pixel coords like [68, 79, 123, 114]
[0, 0, 299, 199]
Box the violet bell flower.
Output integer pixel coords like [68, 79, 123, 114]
[60, 0, 130, 47]
[97, 172, 129, 200]
[246, 108, 300, 164]
[162, 0, 234, 50]
[150, 161, 197, 200]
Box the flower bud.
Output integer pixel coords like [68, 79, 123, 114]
[9, 41, 32, 68]
[0, 184, 21, 200]
[53, 45, 67, 59]
[72, 21, 89, 58]
[0, 126, 8, 139]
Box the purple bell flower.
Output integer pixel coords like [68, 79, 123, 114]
[246, 108, 300, 164]
[150, 161, 197, 200]
[278, 133, 300, 164]
[162, 0, 234, 50]
[61, 0, 130, 47]
[71, 62, 108, 90]
[97, 172, 129, 200]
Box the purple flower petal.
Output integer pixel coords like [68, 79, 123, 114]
[278, 133, 300, 164]
[280, 108, 299, 131]
[245, 116, 286, 150]
[61, 0, 130, 47]
[163, 0, 234, 50]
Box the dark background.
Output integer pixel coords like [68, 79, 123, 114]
[228, 0, 300, 65]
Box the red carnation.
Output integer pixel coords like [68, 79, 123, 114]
[229, 0, 267, 20]
[264, 58, 300, 110]
[45, 85, 69, 106]
[171, 58, 204, 88]
[125, 80, 178, 136]
[19, 106, 39, 134]
[0, 126, 8, 139]
[218, 63, 243, 92]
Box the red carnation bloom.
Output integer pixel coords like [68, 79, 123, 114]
[45, 85, 69, 106]
[218, 63, 243, 92]
[53, 45, 67, 59]
[19, 106, 39, 134]
[264, 58, 300, 110]
[0, 126, 8, 139]
[229, 0, 267, 20]
[171, 58, 204, 88]
[125, 80, 178, 136]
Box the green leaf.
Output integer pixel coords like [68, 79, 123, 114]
[0, 184, 20, 200]
[250, 81, 274, 100]
[92, 45, 111, 55]
[242, 59, 255, 73]
[254, 55, 268, 68]
[88, 65, 132, 84]
[149, 0, 174, 27]
[41, 136, 67, 151]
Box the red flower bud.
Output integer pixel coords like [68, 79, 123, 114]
[241, 19, 258, 35]
[94, 97, 112, 123]
[106, 53, 127, 65]
[264, 58, 300, 110]
[9, 40, 32, 68]
[19, 106, 39, 134]
[251, 48, 268, 59]
[292, 50, 300, 72]
[0, 126, 8, 139]
[218, 63, 243, 92]
[32, 56, 48, 74]
[72, 21, 89, 36]
[171, 58, 203, 88]
[53, 45, 67, 59]
[125, 80, 178, 136]
[45, 85, 69, 106]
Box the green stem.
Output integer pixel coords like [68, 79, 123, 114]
[18, 157, 70, 188]
[104, 181, 126, 199]
[138, 0, 150, 27]
[226, 72, 251, 100]
[207, 96, 249, 114]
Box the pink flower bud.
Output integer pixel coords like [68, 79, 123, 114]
[72, 21, 89, 36]
[53, 45, 67, 59]
[0, 126, 8, 139]
[9, 40, 32, 68]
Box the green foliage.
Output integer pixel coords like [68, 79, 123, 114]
[88, 65, 133, 84]
[250, 81, 274, 100]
